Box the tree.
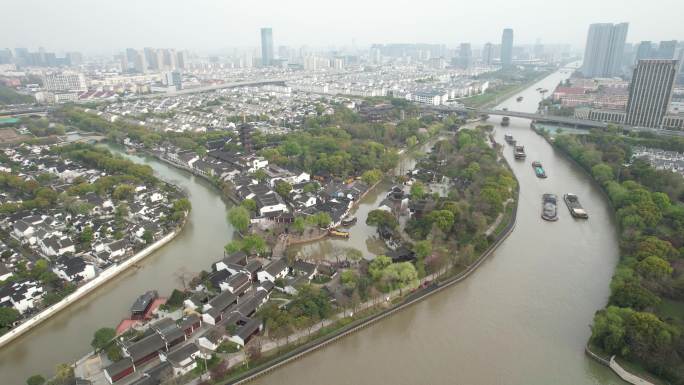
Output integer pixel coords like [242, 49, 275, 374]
[590, 306, 631, 356]
[368, 255, 392, 281]
[292, 217, 306, 234]
[306, 212, 332, 228]
[636, 256, 672, 281]
[592, 163, 614, 184]
[26, 375, 45, 385]
[252, 169, 268, 183]
[427, 210, 455, 233]
[80, 226, 94, 244]
[275, 180, 293, 199]
[241, 198, 257, 213]
[346, 248, 363, 264]
[340, 270, 359, 291]
[361, 169, 383, 185]
[91, 327, 116, 351]
[413, 240, 432, 277]
[227, 206, 250, 233]
[366, 209, 398, 230]
[302, 182, 319, 194]
[0, 307, 19, 330]
[142, 230, 153, 244]
[410, 181, 427, 200]
[112, 184, 134, 201]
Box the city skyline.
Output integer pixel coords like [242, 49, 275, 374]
[1, 0, 684, 53]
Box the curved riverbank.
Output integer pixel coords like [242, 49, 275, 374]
[0, 219, 186, 349]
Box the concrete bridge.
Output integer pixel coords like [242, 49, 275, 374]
[427, 105, 684, 137]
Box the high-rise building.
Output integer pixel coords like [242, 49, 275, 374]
[42, 71, 87, 92]
[163, 71, 182, 90]
[581, 22, 629, 77]
[657, 40, 677, 59]
[65, 52, 83, 66]
[501, 28, 514, 69]
[0, 49, 12, 64]
[261, 27, 274, 66]
[144, 47, 159, 70]
[635, 41, 654, 63]
[625, 59, 678, 128]
[458, 43, 472, 69]
[482, 42, 494, 66]
[176, 51, 186, 70]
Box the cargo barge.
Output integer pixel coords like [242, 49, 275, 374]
[541, 194, 559, 221]
[531, 161, 547, 178]
[563, 193, 589, 218]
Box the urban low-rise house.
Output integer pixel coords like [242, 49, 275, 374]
[208, 269, 232, 292]
[52, 256, 97, 282]
[103, 357, 135, 384]
[201, 290, 237, 325]
[178, 314, 202, 336]
[122, 333, 167, 366]
[0, 279, 44, 314]
[212, 251, 247, 272]
[105, 239, 127, 259]
[0, 263, 13, 281]
[292, 260, 318, 281]
[39, 235, 76, 256]
[257, 257, 289, 283]
[228, 317, 263, 347]
[225, 272, 251, 295]
[198, 328, 224, 351]
[160, 342, 201, 376]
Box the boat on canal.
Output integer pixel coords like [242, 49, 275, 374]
[329, 229, 350, 238]
[563, 193, 589, 219]
[516, 96, 523, 102]
[514, 145, 526, 159]
[340, 215, 357, 227]
[541, 193, 559, 221]
[531, 161, 547, 178]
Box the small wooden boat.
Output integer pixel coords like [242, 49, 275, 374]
[329, 229, 350, 238]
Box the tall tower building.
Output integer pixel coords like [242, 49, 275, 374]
[501, 28, 514, 69]
[635, 41, 654, 63]
[261, 27, 274, 66]
[482, 42, 494, 66]
[625, 59, 678, 128]
[657, 40, 677, 59]
[240, 123, 253, 154]
[581, 22, 629, 77]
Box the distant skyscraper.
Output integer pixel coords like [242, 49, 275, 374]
[635, 41, 654, 63]
[625, 59, 678, 128]
[176, 51, 186, 70]
[458, 43, 472, 69]
[261, 27, 274, 66]
[482, 42, 494, 66]
[657, 40, 677, 59]
[501, 28, 514, 69]
[581, 22, 629, 77]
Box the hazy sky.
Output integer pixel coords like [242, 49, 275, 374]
[1, 0, 683, 54]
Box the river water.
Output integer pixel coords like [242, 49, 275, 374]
[0, 149, 236, 385]
[248, 68, 623, 385]
[1, 67, 622, 385]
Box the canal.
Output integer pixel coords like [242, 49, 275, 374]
[0, 149, 236, 385]
[248, 67, 623, 385]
